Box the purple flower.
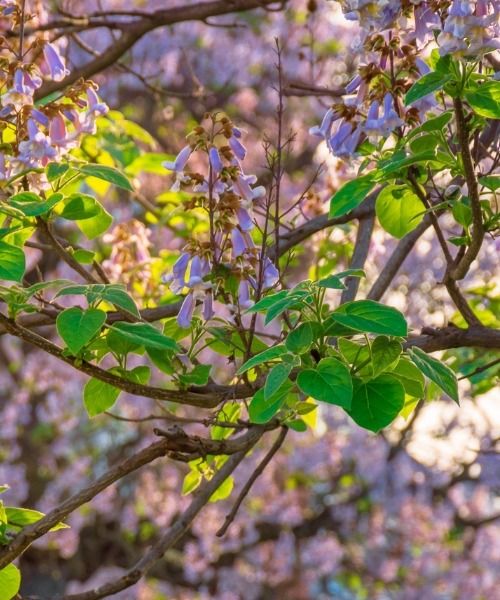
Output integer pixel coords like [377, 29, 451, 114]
[31, 108, 49, 127]
[43, 42, 69, 82]
[231, 227, 247, 259]
[18, 119, 57, 167]
[262, 257, 279, 289]
[229, 135, 246, 160]
[363, 100, 381, 137]
[164, 252, 190, 293]
[380, 93, 404, 134]
[209, 147, 223, 174]
[49, 114, 77, 150]
[1, 69, 40, 110]
[309, 107, 340, 139]
[0, 153, 7, 180]
[238, 279, 253, 310]
[237, 207, 254, 231]
[164, 145, 192, 172]
[177, 292, 195, 328]
[202, 290, 214, 320]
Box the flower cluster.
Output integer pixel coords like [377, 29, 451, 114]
[313, 1, 499, 159]
[163, 113, 278, 328]
[0, 3, 108, 189]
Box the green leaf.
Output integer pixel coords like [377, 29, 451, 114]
[0, 241, 25, 282]
[390, 357, 425, 398]
[60, 194, 102, 220]
[318, 269, 365, 290]
[56, 307, 106, 355]
[72, 249, 95, 264]
[209, 476, 234, 503]
[465, 81, 500, 119]
[56, 284, 139, 317]
[76, 203, 113, 239]
[182, 470, 202, 495]
[121, 365, 151, 385]
[479, 175, 500, 191]
[408, 347, 459, 403]
[371, 336, 402, 377]
[100, 287, 140, 317]
[264, 362, 292, 399]
[248, 381, 293, 424]
[78, 164, 133, 191]
[452, 201, 472, 228]
[109, 322, 179, 352]
[286, 418, 307, 432]
[375, 185, 425, 239]
[329, 173, 376, 218]
[5, 507, 69, 531]
[297, 357, 353, 408]
[237, 344, 289, 375]
[179, 364, 211, 386]
[245, 290, 289, 313]
[9, 192, 63, 217]
[46, 162, 70, 181]
[405, 72, 451, 106]
[377, 151, 438, 177]
[347, 374, 405, 432]
[331, 300, 408, 337]
[83, 376, 121, 417]
[285, 322, 315, 354]
[264, 293, 310, 325]
[0, 564, 21, 600]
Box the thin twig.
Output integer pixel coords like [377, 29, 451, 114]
[216, 426, 288, 536]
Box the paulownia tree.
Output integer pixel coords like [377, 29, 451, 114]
[0, 0, 498, 598]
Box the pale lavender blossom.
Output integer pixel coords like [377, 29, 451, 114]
[209, 146, 223, 174]
[18, 119, 57, 167]
[43, 42, 69, 82]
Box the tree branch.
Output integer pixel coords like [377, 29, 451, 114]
[61, 438, 260, 600]
[35, 0, 289, 99]
[0, 427, 265, 571]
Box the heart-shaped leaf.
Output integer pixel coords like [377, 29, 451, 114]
[347, 374, 405, 432]
[56, 307, 106, 355]
[297, 357, 352, 408]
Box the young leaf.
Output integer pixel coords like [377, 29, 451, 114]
[109, 322, 179, 352]
[331, 300, 408, 337]
[297, 357, 353, 409]
[209, 476, 234, 503]
[5, 507, 69, 531]
[78, 164, 133, 191]
[318, 269, 366, 290]
[390, 357, 425, 398]
[405, 72, 451, 106]
[245, 290, 289, 314]
[60, 194, 102, 220]
[237, 344, 289, 375]
[285, 322, 315, 354]
[179, 364, 211, 386]
[76, 203, 113, 239]
[56, 307, 106, 355]
[0, 241, 25, 282]
[83, 377, 121, 417]
[329, 173, 376, 218]
[264, 362, 292, 399]
[375, 185, 425, 239]
[371, 336, 402, 377]
[347, 374, 405, 432]
[9, 192, 63, 217]
[408, 347, 459, 403]
[248, 381, 293, 424]
[0, 564, 21, 600]
[465, 81, 500, 119]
